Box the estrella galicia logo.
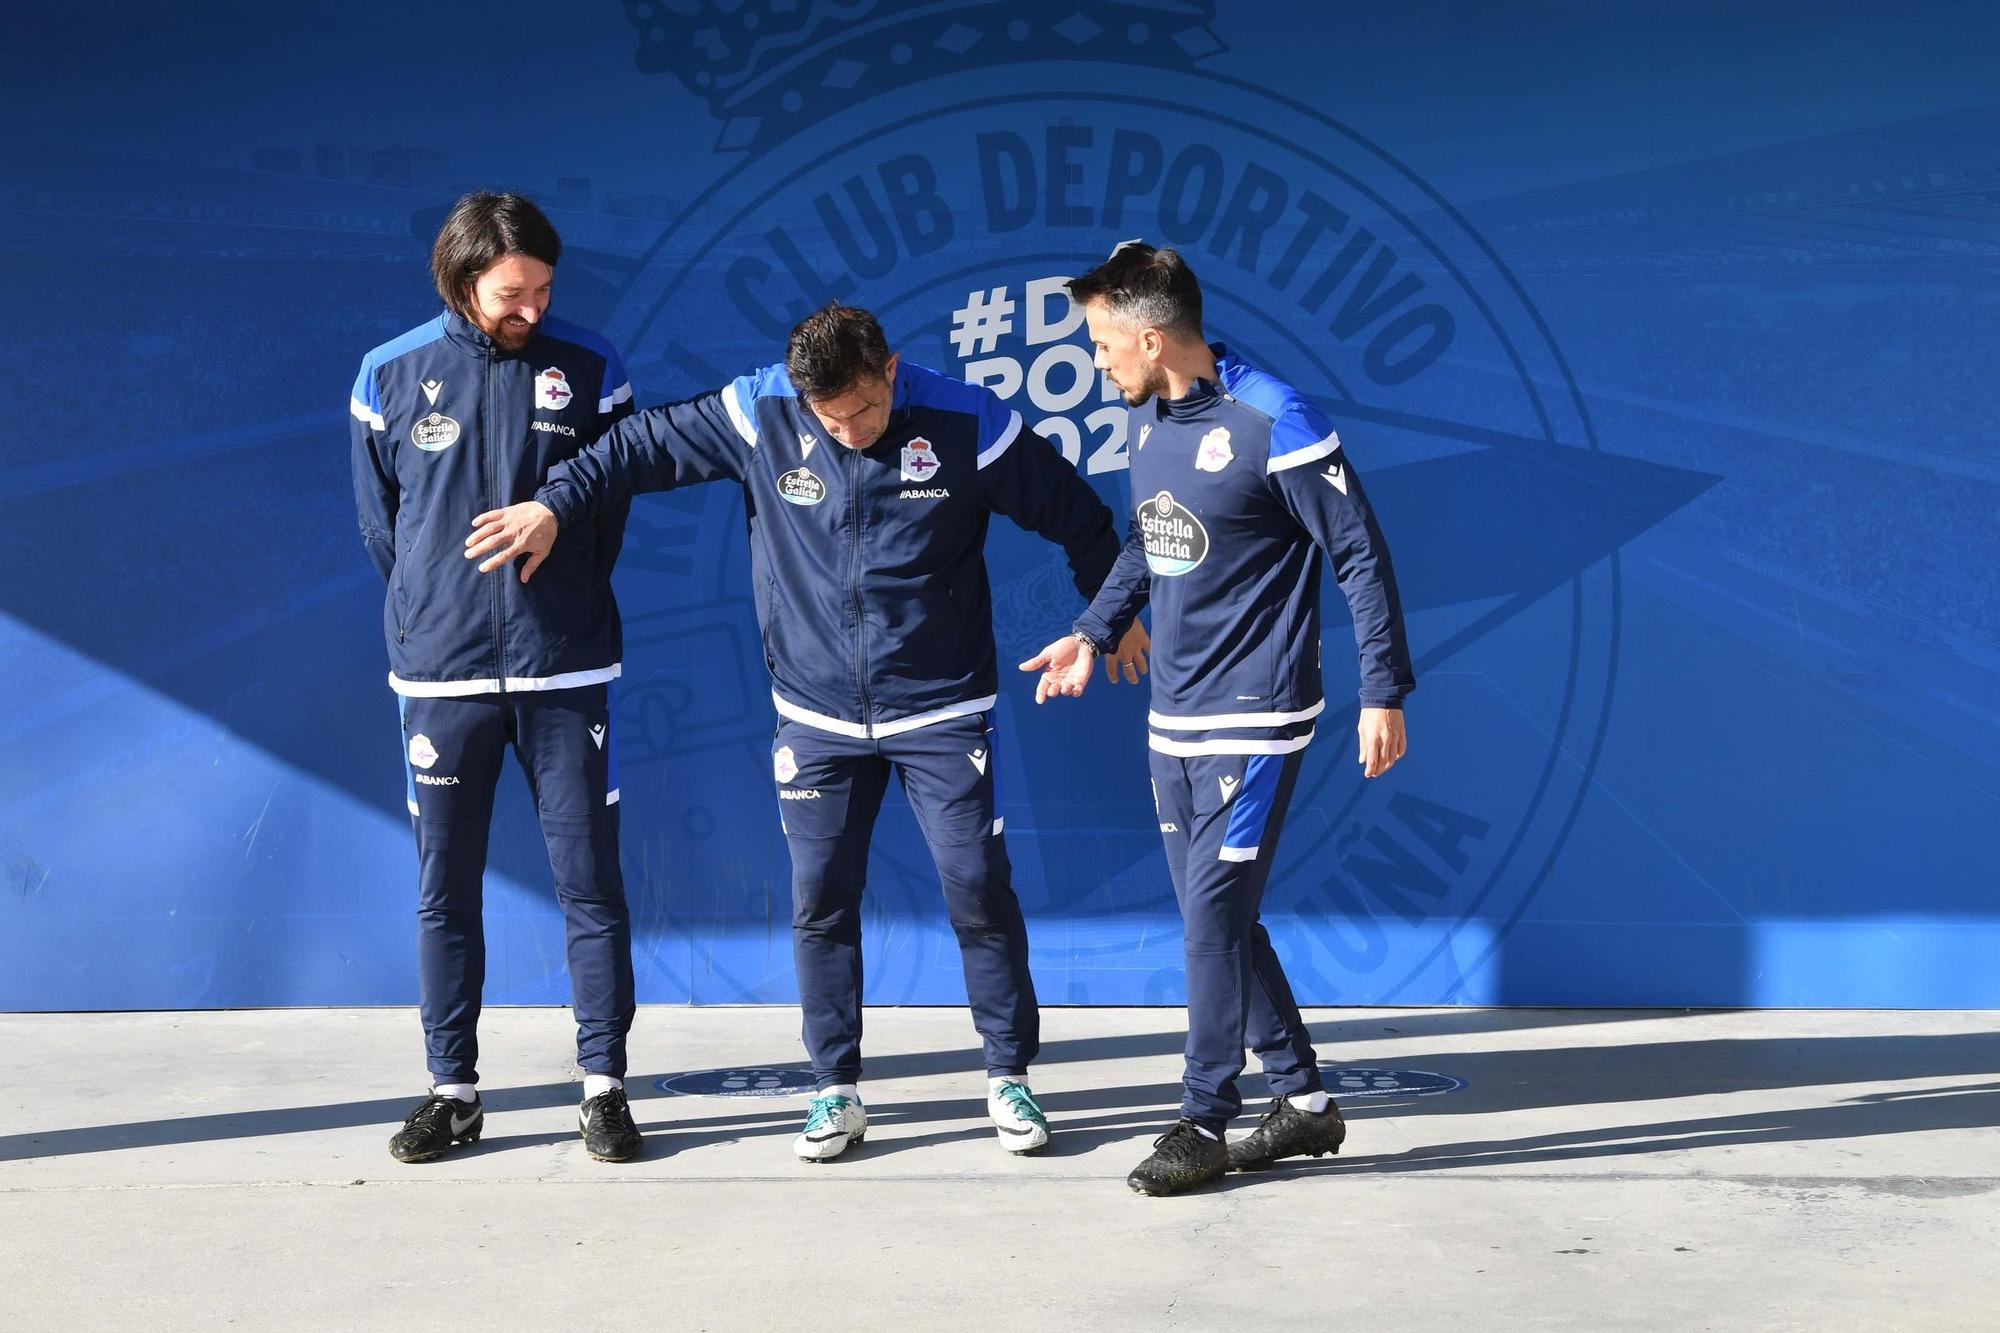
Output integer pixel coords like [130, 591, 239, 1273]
[1140, 490, 1208, 577]
[777, 466, 826, 506]
[606, 2, 1645, 1006]
[410, 411, 460, 452]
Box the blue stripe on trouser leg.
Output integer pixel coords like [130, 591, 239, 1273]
[892, 713, 1039, 1078]
[512, 683, 633, 1077]
[1219, 753, 1285, 861]
[1149, 747, 1321, 1130]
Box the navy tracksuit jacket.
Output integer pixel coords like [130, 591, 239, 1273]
[1074, 345, 1415, 1128]
[350, 310, 637, 1084]
[538, 360, 1121, 1084]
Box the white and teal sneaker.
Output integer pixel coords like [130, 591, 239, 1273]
[988, 1078, 1051, 1154]
[794, 1090, 867, 1162]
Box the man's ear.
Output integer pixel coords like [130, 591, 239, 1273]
[882, 352, 899, 384]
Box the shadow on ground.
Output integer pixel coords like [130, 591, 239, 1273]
[7, 1009, 1997, 1171]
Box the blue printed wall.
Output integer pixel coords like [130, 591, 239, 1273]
[4, 2, 1995, 1010]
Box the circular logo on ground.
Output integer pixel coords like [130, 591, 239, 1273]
[606, 11, 1623, 1006]
[656, 1067, 818, 1098]
[1322, 1067, 1464, 1098]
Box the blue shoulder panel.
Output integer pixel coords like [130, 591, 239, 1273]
[747, 361, 798, 401]
[899, 361, 1011, 447]
[368, 314, 449, 373]
[1215, 345, 1339, 469]
[354, 315, 448, 415]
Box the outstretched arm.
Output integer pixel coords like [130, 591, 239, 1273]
[465, 381, 752, 581]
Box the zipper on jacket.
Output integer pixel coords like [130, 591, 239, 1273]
[486, 346, 508, 693]
[846, 445, 872, 737]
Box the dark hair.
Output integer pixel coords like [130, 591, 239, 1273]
[1064, 241, 1203, 338]
[786, 303, 893, 400]
[430, 191, 561, 319]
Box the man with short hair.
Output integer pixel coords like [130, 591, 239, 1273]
[1024, 242, 1414, 1196]
[467, 303, 1147, 1161]
[350, 190, 642, 1164]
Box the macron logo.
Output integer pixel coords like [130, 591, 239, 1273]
[1321, 462, 1347, 495]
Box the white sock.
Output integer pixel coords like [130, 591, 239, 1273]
[988, 1075, 1028, 1096]
[582, 1074, 621, 1101]
[1294, 1089, 1331, 1114]
[819, 1083, 860, 1104]
[433, 1082, 478, 1104]
[1191, 1123, 1220, 1141]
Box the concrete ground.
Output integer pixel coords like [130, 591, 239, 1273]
[1, 1007, 1996, 1331]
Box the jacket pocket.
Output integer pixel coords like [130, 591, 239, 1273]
[390, 564, 410, 643]
[759, 576, 787, 673]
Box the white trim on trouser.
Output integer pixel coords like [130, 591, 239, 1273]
[976, 411, 1023, 469]
[1266, 432, 1341, 472]
[1148, 699, 1324, 730]
[1218, 845, 1260, 862]
[1146, 728, 1315, 757]
[607, 789, 620, 806]
[992, 817, 1005, 836]
[771, 690, 997, 739]
[389, 665, 621, 697]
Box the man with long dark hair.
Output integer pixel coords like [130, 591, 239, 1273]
[350, 191, 642, 1163]
[1025, 242, 1415, 1196]
[467, 303, 1148, 1162]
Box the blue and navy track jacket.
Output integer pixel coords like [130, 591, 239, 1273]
[535, 360, 1122, 738]
[1073, 346, 1414, 756]
[350, 310, 635, 695]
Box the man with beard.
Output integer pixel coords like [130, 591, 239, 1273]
[1024, 242, 1415, 1196]
[350, 191, 642, 1164]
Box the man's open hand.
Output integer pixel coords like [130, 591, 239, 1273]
[466, 501, 558, 581]
[1019, 634, 1096, 704]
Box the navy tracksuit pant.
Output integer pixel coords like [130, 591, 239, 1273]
[398, 684, 634, 1085]
[1149, 747, 1325, 1131]
[772, 711, 1038, 1089]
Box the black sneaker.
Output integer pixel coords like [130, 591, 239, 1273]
[1227, 1095, 1346, 1171]
[388, 1093, 483, 1163]
[579, 1087, 642, 1162]
[1126, 1119, 1230, 1197]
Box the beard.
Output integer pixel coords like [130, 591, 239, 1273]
[1119, 363, 1170, 406]
[492, 317, 534, 350]
[473, 311, 535, 350]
